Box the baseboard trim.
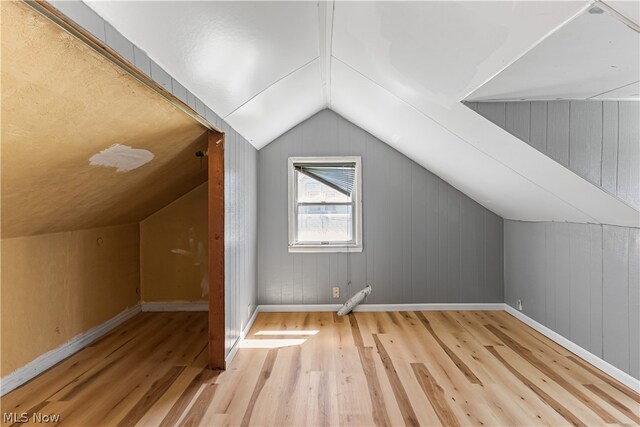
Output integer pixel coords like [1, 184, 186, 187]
[256, 303, 504, 312]
[225, 307, 259, 365]
[5, 302, 637, 397]
[141, 301, 208, 312]
[504, 305, 640, 393]
[0, 304, 141, 396]
[258, 304, 342, 312]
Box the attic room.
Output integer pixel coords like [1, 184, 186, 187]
[0, 0, 638, 425]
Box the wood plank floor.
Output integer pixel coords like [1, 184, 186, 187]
[2, 311, 639, 426]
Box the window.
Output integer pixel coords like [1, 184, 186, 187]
[288, 156, 362, 253]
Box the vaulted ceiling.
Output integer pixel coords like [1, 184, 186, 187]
[32, 1, 640, 226]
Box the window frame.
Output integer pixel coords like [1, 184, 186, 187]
[288, 156, 363, 253]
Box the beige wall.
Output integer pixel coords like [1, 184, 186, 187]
[2, 1, 208, 239]
[0, 223, 140, 377]
[140, 183, 208, 302]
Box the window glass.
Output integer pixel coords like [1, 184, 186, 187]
[296, 171, 351, 203]
[288, 156, 362, 252]
[297, 205, 353, 242]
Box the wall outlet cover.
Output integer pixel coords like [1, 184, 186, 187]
[517, 299, 523, 311]
[332, 287, 340, 299]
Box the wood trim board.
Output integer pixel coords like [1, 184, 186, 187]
[208, 131, 226, 370]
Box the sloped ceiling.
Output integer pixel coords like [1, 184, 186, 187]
[51, 1, 640, 226]
[467, 5, 640, 101]
[1, 1, 209, 238]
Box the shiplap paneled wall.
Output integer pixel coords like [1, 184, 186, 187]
[258, 110, 504, 305]
[222, 123, 259, 353]
[467, 101, 640, 211]
[504, 220, 640, 380]
[49, 0, 259, 356]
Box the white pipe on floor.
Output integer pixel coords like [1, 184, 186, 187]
[337, 285, 372, 316]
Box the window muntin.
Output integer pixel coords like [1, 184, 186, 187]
[288, 157, 362, 253]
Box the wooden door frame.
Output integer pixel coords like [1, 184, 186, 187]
[208, 130, 225, 370]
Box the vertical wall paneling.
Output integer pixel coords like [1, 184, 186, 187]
[617, 102, 640, 210]
[505, 101, 531, 143]
[104, 23, 134, 64]
[471, 100, 639, 211]
[569, 101, 602, 185]
[223, 123, 232, 351]
[51, 0, 107, 42]
[476, 102, 506, 128]
[447, 189, 461, 302]
[505, 220, 639, 379]
[529, 101, 548, 153]
[569, 223, 591, 350]
[603, 225, 630, 373]
[588, 224, 603, 358]
[257, 110, 504, 305]
[628, 227, 640, 378]
[132, 46, 151, 77]
[220, 120, 259, 357]
[411, 164, 429, 303]
[150, 61, 172, 91]
[426, 170, 441, 302]
[503, 220, 518, 307]
[547, 101, 571, 166]
[601, 101, 619, 195]
[460, 197, 478, 303]
[528, 223, 547, 323]
[544, 222, 557, 331]
[484, 212, 504, 302]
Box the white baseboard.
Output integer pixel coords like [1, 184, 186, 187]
[5, 301, 637, 398]
[225, 307, 259, 365]
[257, 303, 504, 312]
[0, 304, 141, 396]
[504, 304, 640, 393]
[258, 304, 342, 312]
[141, 301, 208, 312]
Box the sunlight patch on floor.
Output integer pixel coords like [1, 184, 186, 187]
[240, 338, 307, 349]
[253, 330, 319, 336]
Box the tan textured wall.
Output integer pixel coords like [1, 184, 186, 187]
[0, 224, 140, 377]
[140, 183, 208, 302]
[2, 1, 208, 238]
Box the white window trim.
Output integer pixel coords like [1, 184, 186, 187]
[288, 156, 363, 253]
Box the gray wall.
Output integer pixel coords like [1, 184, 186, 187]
[221, 122, 258, 354]
[257, 109, 504, 305]
[504, 220, 640, 380]
[467, 101, 640, 211]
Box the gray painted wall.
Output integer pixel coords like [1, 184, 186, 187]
[467, 101, 640, 211]
[220, 122, 258, 355]
[258, 109, 504, 305]
[504, 220, 640, 380]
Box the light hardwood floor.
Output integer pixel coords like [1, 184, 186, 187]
[2, 311, 639, 426]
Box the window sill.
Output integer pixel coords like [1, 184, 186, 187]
[288, 245, 363, 253]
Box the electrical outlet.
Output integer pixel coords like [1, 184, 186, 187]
[332, 287, 340, 299]
[516, 299, 523, 311]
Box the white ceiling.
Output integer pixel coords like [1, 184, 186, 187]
[86, 1, 322, 122]
[605, 0, 640, 26]
[467, 3, 640, 101]
[84, 0, 639, 227]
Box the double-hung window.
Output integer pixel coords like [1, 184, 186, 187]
[288, 156, 362, 253]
